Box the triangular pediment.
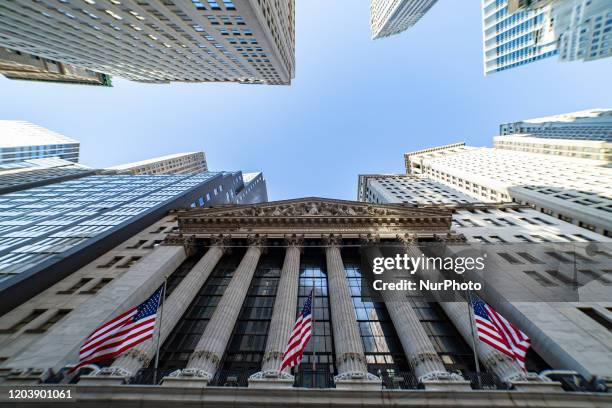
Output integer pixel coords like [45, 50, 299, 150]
[179, 197, 451, 220]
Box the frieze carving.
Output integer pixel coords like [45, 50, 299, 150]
[321, 234, 342, 247]
[419, 370, 465, 382]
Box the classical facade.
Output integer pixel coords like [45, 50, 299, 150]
[0, 0, 295, 85]
[1, 198, 610, 407]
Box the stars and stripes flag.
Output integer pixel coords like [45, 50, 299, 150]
[280, 289, 313, 371]
[471, 296, 530, 369]
[71, 286, 163, 373]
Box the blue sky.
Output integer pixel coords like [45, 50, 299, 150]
[1, 0, 611, 201]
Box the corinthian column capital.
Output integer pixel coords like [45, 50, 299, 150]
[284, 233, 304, 248]
[321, 233, 342, 247]
[210, 234, 232, 252]
[247, 234, 267, 248]
[359, 233, 380, 246]
[162, 233, 197, 256]
[396, 233, 418, 246]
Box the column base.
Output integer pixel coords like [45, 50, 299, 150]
[511, 380, 564, 392]
[78, 366, 132, 385]
[334, 372, 381, 390]
[421, 380, 473, 391]
[3, 368, 49, 385]
[161, 369, 211, 388]
[78, 375, 126, 386]
[248, 370, 294, 388]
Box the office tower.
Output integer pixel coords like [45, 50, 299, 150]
[404, 143, 612, 236]
[357, 173, 611, 387]
[0, 158, 94, 194]
[493, 135, 611, 162]
[0, 170, 267, 315]
[499, 109, 612, 141]
[0, 1, 295, 85]
[482, 0, 558, 74]
[0, 48, 111, 86]
[370, 0, 438, 39]
[506, 0, 555, 13]
[1, 197, 610, 407]
[108, 152, 208, 175]
[0, 121, 80, 164]
[553, 0, 612, 62]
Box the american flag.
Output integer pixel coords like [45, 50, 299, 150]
[280, 289, 313, 371]
[471, 296, 530, 369]
[72, 286, 163, 372]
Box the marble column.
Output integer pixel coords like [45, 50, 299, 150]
[249, 235, 303, 388]
[3, 244, 187, 385]
[323, 234, 381, 390]
[398, 234, 528, 384]
[80, 235, 230, 385]
[163, 234, 266, 387]
[360, 235, 468, 390]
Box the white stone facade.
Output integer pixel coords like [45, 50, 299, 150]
[371, 0, 438, 39]
[0, 0, 295, 85]
[108, 152, 208, 175]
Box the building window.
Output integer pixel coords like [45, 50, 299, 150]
[80, 278, 113, 294]
[97, 256, 124, 268]
[523, 271, 558, 287]
[126, 240, 148, 249]
[117, 256, 142, 268]
[0, 309, 46, 334]
[497, 252, 523, 264]
[343, 248, 410, 383]
[517, 252, 544, 264]
[577, 308, 612, 331]
[57, 278, 92, 294]
[25, 309, 71, 333]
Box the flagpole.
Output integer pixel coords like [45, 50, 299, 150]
[152, 277, 167, 385]
[465, 288, 482, 389]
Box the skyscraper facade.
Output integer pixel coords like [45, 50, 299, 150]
[0, 170, 267, 315]
[0, 48, 112, 86]
[108, 152, 208, 175]
[499, 108, 612, 141]
[0, 158, 94, 194]
[482, 0, 558, 75]
[404, 145, 612, 236]
[0, 121, 80, 164]
[553, 0, 612, 63]
[370, 0, 438, 39]
[0, 0, 295, 85]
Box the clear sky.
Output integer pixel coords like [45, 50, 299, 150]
[1, 0, 611, 201]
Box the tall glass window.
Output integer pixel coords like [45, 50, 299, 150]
[343, 248, 411, 382]
[215, 248, 281, 385]
[294, 248, 335, 388]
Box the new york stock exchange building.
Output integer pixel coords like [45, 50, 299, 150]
[1, 198, 611, 407]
